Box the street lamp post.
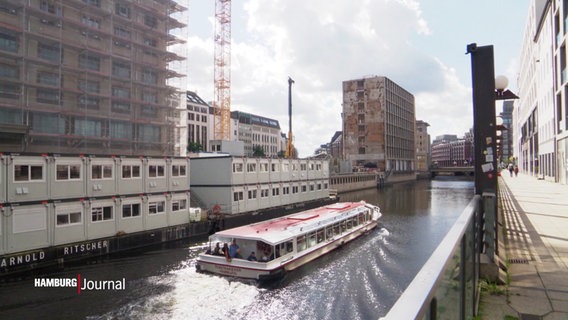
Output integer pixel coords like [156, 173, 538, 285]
[467, 43, 519, 283]
[467, 43, 498, 196]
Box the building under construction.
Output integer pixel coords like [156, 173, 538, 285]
[0, 0, 187, 156]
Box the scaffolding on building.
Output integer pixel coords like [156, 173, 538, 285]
[0, 0, 188, 156]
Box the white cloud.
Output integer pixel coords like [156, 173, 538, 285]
[185, 0, 479, 156]
[415, 60, 473, 139]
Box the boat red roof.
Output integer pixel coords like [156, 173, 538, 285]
[212, 202, 367, 245]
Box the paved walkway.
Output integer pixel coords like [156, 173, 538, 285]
[480, 173, 568, 320]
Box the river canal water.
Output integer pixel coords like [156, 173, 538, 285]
[0, 178, 474, 320]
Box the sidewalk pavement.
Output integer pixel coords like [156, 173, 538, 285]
[480, 173, 568, 320]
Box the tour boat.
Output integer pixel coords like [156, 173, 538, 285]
[195, 201, 382, 281]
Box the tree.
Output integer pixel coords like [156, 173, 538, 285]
[188, 141, 203, 153]
[252, 145, 265, 157]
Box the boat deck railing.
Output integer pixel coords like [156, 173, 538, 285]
[379, 195, 483, 320]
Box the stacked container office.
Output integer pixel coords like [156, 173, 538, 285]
[0, 154, 192, 274]
[190, 155, 330, 215]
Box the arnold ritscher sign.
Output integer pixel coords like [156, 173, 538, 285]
[1, 240, 109, 270]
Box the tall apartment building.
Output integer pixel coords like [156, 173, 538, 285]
[0, 0, 187, 156]
[342, 76, 416, 173]
[415, 120, 430, 172]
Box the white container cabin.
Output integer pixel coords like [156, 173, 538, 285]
[190, 155, 331, 215]
[0, 154, 192, 260]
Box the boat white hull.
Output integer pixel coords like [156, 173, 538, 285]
[196, 220, 378, 280]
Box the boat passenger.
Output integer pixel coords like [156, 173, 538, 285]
[229, 239, 241, 259]
[222, 243, 229, 259]
[212, 242, 222, 255]
[247, 251, 257, 261]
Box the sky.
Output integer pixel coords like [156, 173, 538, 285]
[178, 0, 530, 157]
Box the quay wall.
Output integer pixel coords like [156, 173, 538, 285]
[330, 172, 418, 193]
[330, 173, 377, 193]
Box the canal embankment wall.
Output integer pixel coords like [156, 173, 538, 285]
[330, 172, 418, 193]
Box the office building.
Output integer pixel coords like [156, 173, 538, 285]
[342, 76, 416, 173]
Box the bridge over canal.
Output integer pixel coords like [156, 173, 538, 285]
[430, 166, 474, 178]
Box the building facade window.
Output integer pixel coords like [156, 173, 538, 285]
[38, 42, 62, 62]
[115, 3, 130, 18]
[112, 86, 130, 98]
[138, 124, 160, 142]
[112, 102, 130, 113]
[82, 15, 100, 28]
[144, 15, 157, 28]
[233, 191, 244, 201]
[148, 165, 165, 177]
[56, 164, 81, 180]
[142, 69, 157, 84]
[40, 0, 62, 15]
[74, 118, 102, 137]
[78, 96, 100, 109]
[112, 62, 130, 78]
[14, 164, 44, 181]
[36, 88, 61, 104]
[0, 31, 18, 52]
[79, 53, 100, 71]
[91, 205, 113, 222]
[148, 200, 165, 214]
[37, 72, 60, 86]
[172, 165, 186, 176]
[121, 164, 140, 178]
[122, 203, 140, 218]
[110, 121, 131, 139]
[0, 63, 18, 78]
[172, 199, 187, 212]
[31, 112, 65, 134]
[56, 210, 82, 226]
[0, 84, 20, 99]
[91, 164, 112, 179]
[78, 80, 100, 93]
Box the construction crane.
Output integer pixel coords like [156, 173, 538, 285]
[213, 0, 231, 141]
[285, 77, 295, 159]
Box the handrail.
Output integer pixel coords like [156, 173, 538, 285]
[379, 195, 481, 320]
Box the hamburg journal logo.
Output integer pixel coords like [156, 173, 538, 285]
[34, 274, 126, 294]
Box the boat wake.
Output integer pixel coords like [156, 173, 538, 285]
[168, 266, 261, 320]
[88, 259, 260, 320]
[91, 227, 392, 320]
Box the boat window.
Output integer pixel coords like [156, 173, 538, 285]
[341, 221, 347, 232]
[359, 212, 365, 224]
[346, 218, 353, 230]
[353, 216, 359, 227]
[308, 231, 317, 247]
[326, 226, 333, 239]
[275, 241, 293, 258]
[297, 235, 306, 252]
[317, 229, 325, 243]
[257, 241, 274, 261]
[333, 223, 340, 235]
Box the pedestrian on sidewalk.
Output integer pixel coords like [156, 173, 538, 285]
[514, 165, 518, 177]
[508, 163, 514, 177]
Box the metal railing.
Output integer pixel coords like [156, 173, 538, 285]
[380, 195, 483, 320]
